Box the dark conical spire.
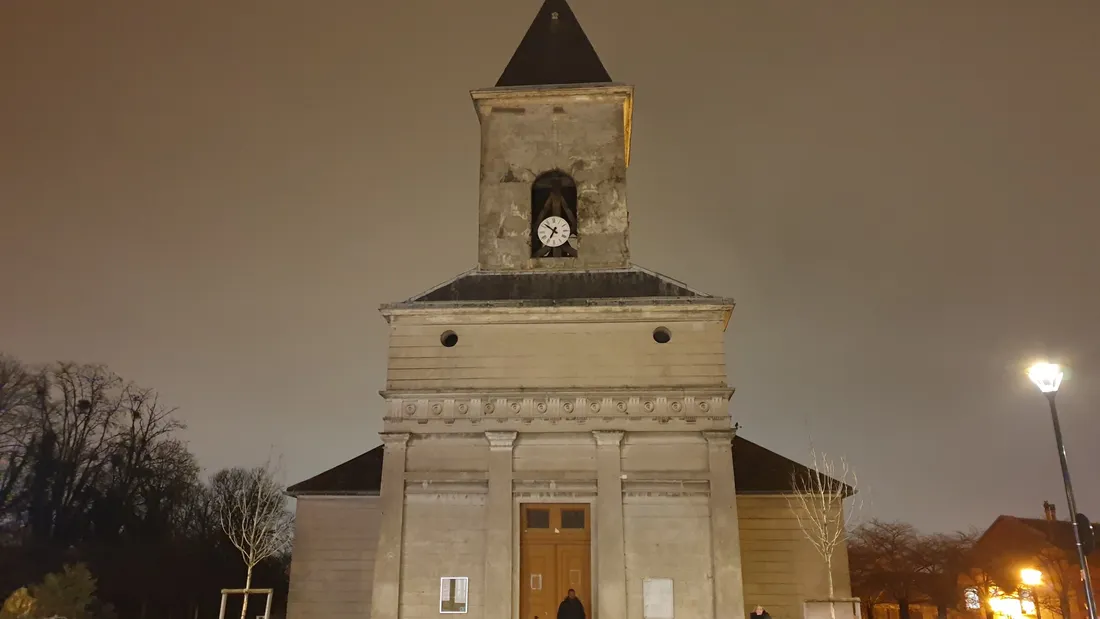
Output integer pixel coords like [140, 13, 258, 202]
[495, 0, 612, 88]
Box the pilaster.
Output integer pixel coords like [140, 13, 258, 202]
[485, 431, 517, 619]
[593, 430, 627, 619]
[705, 430, 746, 619]
[371, 432, 410, 619]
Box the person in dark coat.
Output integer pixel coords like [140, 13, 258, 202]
[557, 589, 586, 619]
[751, 605, 772, 619]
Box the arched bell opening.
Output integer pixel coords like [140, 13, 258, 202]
[530, 170, 579, 258]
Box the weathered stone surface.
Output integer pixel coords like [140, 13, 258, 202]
[473, 86, 633, 271]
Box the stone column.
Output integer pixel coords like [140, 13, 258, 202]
[485, 431, 517, 619]
[705, 430, 746, 619]
[593, 430, 627, 619]
[371, 432, 410, 619]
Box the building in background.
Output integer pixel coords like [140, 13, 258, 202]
[965, 503, 1099, 619]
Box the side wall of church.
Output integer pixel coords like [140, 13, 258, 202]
[385, 319, 728, 392]
[399, 493, 488, 619]
[287, 497, 381, 619]
[623, 495, 715, 619]
[737, 495, 854, 619]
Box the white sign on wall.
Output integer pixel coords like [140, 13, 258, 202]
[440, 577, 469, 614]
[643, 578, 674, 619]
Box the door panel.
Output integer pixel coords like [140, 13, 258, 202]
[521, 543, 557, 619]
[557, 544, 591, 616]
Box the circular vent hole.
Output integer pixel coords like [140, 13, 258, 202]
[440, 331, 459, 347]
[653, 327, 671, 344]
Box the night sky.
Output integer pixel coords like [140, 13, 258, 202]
[2, 0, 1098, 534]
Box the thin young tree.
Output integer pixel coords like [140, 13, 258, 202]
[213, 461, 293, 619]
[786, 448, 862, 619]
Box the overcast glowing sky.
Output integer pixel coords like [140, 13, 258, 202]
[2, 0, 1098, 533]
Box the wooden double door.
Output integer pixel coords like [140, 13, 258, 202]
[519, 504, 592, 619]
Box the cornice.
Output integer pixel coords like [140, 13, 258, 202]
[470, 83, 634, 103]
[379, 300, 736, 325]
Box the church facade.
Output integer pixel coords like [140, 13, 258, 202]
[285, 3, 853, 619]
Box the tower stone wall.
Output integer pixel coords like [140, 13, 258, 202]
[473, 86, 633, 272]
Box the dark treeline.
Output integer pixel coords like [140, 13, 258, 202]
[850, 521, 978, 619]
[850, 519, 1084, 619]
[0, 354, 289, 619]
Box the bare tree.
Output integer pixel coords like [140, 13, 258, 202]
[212, 461, 294, 619]
[10, 361, 188, 543]
[786, 448, 862, 617]
[0, 355, 38, 516]
[850, 520, 925, 619]
[915, 531, 977, 619]
[848, 531, 889, 619]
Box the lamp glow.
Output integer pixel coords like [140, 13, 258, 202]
[1028, 362, 1064, 394]
[1021, 568, 1043, 586]
[990, 596, 1024, 618]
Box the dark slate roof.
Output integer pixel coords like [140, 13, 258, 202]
[404, 267, 706, 304]
[1017, 517, 1083, 550]
[288, 447, 383, 496]
[287, 436, 844, 497]
[1000, 516, 1097, 552]
[496, 0, 612, 88]
[731, 437, 854, 496]
[977, 515, 1100, 560]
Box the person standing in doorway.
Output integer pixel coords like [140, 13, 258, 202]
[751, 605, 771, 619]
[557, 589, 586, 619]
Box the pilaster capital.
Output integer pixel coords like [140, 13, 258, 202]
[485, 431, 518, 450]
[592, 430, 625, 447]
[379, 432, 411, 451]
[703, 430, 734, 448]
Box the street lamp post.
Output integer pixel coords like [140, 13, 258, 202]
[1027, 362, 1098, 619]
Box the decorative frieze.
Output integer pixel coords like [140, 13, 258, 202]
[384, 392, 730, 426]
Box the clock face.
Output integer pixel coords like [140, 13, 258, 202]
[537, 216, 571, 248]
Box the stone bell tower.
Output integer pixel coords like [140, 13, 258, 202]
[473, 0, 633, 271]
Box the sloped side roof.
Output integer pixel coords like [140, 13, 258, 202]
[288, 436, 846, 497]
[288, 447, 384, 496]
[979, 515, 1099, 556]
[496, 0, 612, 88]
[1017, 517, 1084, 551]
[402, 267, 710, 305]
[732, 437, 854, 496]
